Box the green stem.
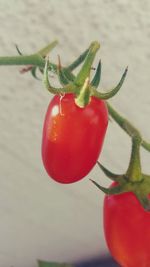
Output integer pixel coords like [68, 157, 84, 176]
[0, 54, 44, 66]
[107, 102, 150, 152]
[107, 102, 150, 170]
[0, 53, 57, 72]
[142, 140, 150, 152]
[0, 40, 58, 71]
[107, 101, 150, 182]
[126, 136, 142, 182]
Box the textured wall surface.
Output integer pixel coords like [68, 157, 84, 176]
[0, 1, 150, 267]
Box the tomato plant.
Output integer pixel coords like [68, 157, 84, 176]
[42, 93, 108, 183]
[104, 185, 150, 267]
[1, 38, 149, 267]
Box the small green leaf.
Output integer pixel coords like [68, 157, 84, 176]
[38, 260, 73, 267]
[90, 178, 124, 195]
[31, 66, 41, 80]
[75, 41, 100, 86]
[67, 48, 90, 71]
[90, 179, 110, 194]
[97, 162, 121, 181]
[43, 59, 75, 94]
[58, 70, 69, 85]
[63, 68, 75, 82]
[91, 60, 101, 88]
[135, 192, 150, 211]
[57, 57, 70, 86]
[91, 67, 128, 100]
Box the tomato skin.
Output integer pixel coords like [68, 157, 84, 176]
[104, 185, 150, 267]
[42, 93, 108, 183]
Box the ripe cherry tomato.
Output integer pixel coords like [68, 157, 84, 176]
[42, 93, 108, 183]
[104, 184, 150, 267]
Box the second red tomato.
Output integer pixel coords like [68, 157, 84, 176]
[104, 185, 150, 267]
[42, 93, 108, 183]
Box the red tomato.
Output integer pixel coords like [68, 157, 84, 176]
[104, 185, 150, 267]
[42, 93, 108, 183]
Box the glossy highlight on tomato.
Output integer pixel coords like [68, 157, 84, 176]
[104, 184, 150, 267]
[42, 93, 108, 183]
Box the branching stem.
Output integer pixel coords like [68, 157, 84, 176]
[107, 102, 150, 152]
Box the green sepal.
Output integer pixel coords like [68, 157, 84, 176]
[75, 77, 90, 107]
[63, 68, 75, 82]
[90, 179, 124, 195]
[57, 57, 71, 86]
[90, 179, 110, 194]
[90, 67, 128, 100]
[135, 192, 150, 211]
[75, 41, 100, 86]
[58, 68, 70, 86]
[39, 67, 44, 74]
[31, 66, 41, 80]
[67, 48, 90, 71]
[37, 40, 58, 58]
[97, 162, 122, 181]
[43, 59, 75, 94]
[132, 174, 150, 210]
[91, 60, 101, 88]
[43, 60, 65, 94]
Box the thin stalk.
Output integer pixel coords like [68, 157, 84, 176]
[107, 102, 150, 152]
[142, 140, 150, 152]
[107, 102, 139, 135]
[0, 54, 44, 66]
[0, 40, 58, 71]
[126, 136, 142, 182]
[0, 53, 57, 72]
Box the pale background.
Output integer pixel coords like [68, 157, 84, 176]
[0, 0, 150, 267]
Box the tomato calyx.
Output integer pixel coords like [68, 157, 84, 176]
[0, 39, 127, 107]
[6, 40, 128, 107]
[43, 41, 127, 108]
[91, 169, 150, 211]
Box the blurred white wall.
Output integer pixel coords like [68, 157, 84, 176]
[0, 0, 150, 266]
